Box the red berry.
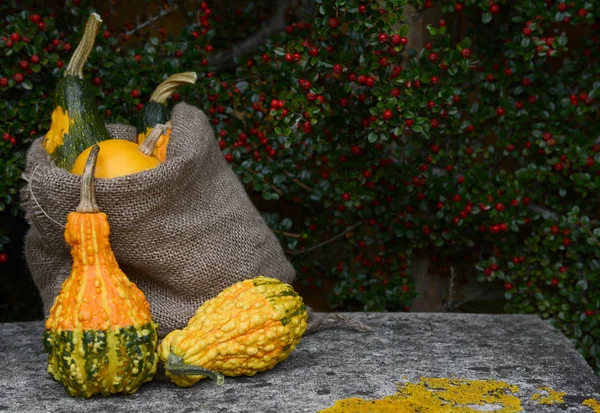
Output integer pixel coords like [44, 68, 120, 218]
[57, 60, 63, 68]
[103, 30, 111, 39]
[10, 32, 20, 43]
[93, 77, 102, 86]
[174, 49, 183, 57]
[382, 109, 393, 120]
[558, 3, 567, 11]
[30, 55, 40, 64]
[328, 18, 339, 28]
[504, 282, 513, 290]
[483, 268, 492, 276]
[390, 34, 401, 45]
[378, 33, 388, 43]
[428, 53, 438, 62]
[495, 203, 504, 211]
[0, 253, 7, 263]
[490, 263, 499, 271]
[131, 89, 140, 98]
[585, 310, 594, 316]
[400, 37, 408, 45]
[578, 8, 588, 17]
[358, 4, 367, 14]
[224, 153, 234, 163]
[496, 107, 505, 116]
[0, 77, 7, 87]
[38, 22, 46, 30]
[14, 73, 24, 83]
[562, 238, 571, 247]
[30, 14, 42, 24]
[523, 27, 532, 36]
[461, 48, 471, 58]
[586, 157, 594, 167]
[490, 4, 500, 14]
[455, 3, 464, 12]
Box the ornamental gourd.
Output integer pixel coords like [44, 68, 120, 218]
[71, 124, 165, 178]
[43, 145, 158, 397]
[43, 14, 111, 170]
[158, 276, 307, 387]
[137, 72, 197, 161]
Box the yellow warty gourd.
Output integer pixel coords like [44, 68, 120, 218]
[158, 276, 308, 387]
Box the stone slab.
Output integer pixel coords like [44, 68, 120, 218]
[0, 313, 599, 412]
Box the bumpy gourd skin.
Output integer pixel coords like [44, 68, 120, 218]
[158, 276, 307, 387]
[43, 212, 158, 397]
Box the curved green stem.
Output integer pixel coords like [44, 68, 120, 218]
[65, 13, 103, 78]
[150, 72, 197, 104]
[166, 354, 225, 385]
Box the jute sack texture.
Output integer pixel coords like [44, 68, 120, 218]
[21, 102, 296, 335]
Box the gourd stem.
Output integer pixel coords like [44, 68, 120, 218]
[139, 122, 169, 156]
[150, 72, 198, 104]
[166, 354, 225, 385]
[76, 145, 100, 213]
[65, 13, 103, 78]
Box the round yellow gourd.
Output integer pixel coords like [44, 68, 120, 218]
[71, 124, 167, 178]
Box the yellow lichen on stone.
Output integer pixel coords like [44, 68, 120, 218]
[319, 377, 522, 413]
[43, 106, 72, 154]
[531, 386, 565, 405]
[584, 398, 600, 412]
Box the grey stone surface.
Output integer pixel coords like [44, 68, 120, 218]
[0, 313, 599, 412]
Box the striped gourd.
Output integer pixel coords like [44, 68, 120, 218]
[43, 146, 158, 397]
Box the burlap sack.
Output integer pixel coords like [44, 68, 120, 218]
[21, 102, 295, 335]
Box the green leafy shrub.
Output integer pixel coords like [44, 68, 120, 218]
[1, 0, 600, 371]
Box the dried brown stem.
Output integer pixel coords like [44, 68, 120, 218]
[77, 145, 100, 213]
[66, 13, 102, 78]
[288, 221, 363, 256]
[207, 0, 291, 69]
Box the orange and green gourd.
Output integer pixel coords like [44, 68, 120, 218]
[137, 72, 197, 161]
[42, 14, 111, 170]
[158, 276, 308, 387]
[71, 124, 165, 178]
[43, 145, 158, 397]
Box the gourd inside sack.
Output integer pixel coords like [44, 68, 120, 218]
[137, 72, 197, 162]
[71, 124, 166, 178]
[43, 13, 111, 170]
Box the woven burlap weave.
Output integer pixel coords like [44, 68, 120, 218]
[21, 103, 295, 335]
